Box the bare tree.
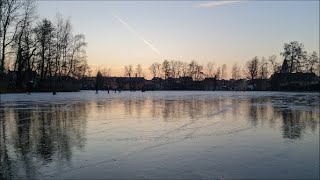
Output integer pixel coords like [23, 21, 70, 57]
[281, 41, 307, 73]
[60, 18, 72, 76]
[195, 63, 204, 81]
[78, 62, 90, 78]
[124, 64, 133, 77]
[35, 18, 55, 80]
[268, 55, 281, 74]
[169, 60, 177, 78]
[232, 63, 241, 80]
[167, 60, 183, 78]
[215, 67, 221, 80]
[205, 61, 215, 78]
[0, 0, 23, 73]
[155, 62, 161, 77]
[304, 51, 319, 73]
[245, 56, 259, 85]
[53, 13, 63, 79]
[136, 64, 143, 77]
[13, 0, 37, 87]
[67, 33, 87, 78]
[149, 63, 157, 78]
[188, 60, 198, 80]
[162, 60, 170, 79]
[176, 60, 184, 78]
[221, 64, 227, 80]
[259, 56, 269, 79]
[149, 62, 161, 78]
[181, 61, 189, 77]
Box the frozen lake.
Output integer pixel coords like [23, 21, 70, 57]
[0, 91, 319, 179]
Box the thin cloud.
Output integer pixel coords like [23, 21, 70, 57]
[196, 1, 241, 8]
[112, 12, 161, 57]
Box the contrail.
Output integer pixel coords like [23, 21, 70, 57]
[112, 12, 161, 56]
[196, 1, 241, 8]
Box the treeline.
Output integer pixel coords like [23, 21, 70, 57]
[149, 60, 227, 81]
[0, 0, 88, 87]
[245, 41, 319, 82]
[148, 41, 319, 81]
[114, 41, 318, 81]
[119, 61, 227, 81]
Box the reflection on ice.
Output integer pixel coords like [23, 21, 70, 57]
[0, 101, 87, 179]
[0, 91, 319, 179]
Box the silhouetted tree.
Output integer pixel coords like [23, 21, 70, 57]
[181, 61, 189, 77]
[34, 18, 55, 80]
[195, 63, 204, 81]
[221, 64, 227, 80]
[280, 41, 307, 73]
[188, 60, 197, 78]
[149, 63, 157, 78]
[0, 0, 23, 73]
[60, 18, 72, 76]
[0, 1, 88, 92]
[124, 64, 133, 77]
[232, 62, 241, 80]
[304, 51, 319, 73]
[135, 64, 142, 77]
[259, 56, 269, 79]
[268, 55, 281, 74]
[13, 0, 37, 88]
[205, 61, 215, 78]
[168, 60, 177, 78]
[66, 34, 87, 78]
[175, 60, 184, 78]
[78, 61, 90, 78]
[149, 62, 161, 78]
[52, 13, 63, 82]
[245, 56, 259, 87]
[162, 60, 170, 79]
[215, 66, 221, 80]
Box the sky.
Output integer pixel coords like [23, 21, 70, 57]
[37, 1, 319, 78]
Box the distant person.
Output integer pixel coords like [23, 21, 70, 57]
[95, 83, 98, 94]
[27, 80, 33, 95]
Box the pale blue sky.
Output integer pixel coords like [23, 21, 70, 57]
[38, 1, 319, 76]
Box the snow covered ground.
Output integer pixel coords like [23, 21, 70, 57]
[0, 91, 319, 179]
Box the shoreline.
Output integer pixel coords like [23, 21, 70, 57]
[1, 89, 319, 94]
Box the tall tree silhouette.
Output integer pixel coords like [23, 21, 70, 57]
[245, 56, 259, 87]
[304, 51, 319, 73]
[281, 41, 307, 73]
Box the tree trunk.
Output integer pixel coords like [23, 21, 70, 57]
[40, 39, 45, 80]
[1, 29, 6, 73]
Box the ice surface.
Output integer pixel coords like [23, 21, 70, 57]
[0, 91, 319, 179]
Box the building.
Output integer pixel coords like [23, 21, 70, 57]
[203, 77, 216, 91]
[270, 72, 319, 91]
[81, 77, 96, 90]
[230, 79, 247, 91]
[270, 59, 320, 91]
[255, 79, 271, 91]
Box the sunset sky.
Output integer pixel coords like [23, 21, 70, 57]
[38, 1, 319, 78]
